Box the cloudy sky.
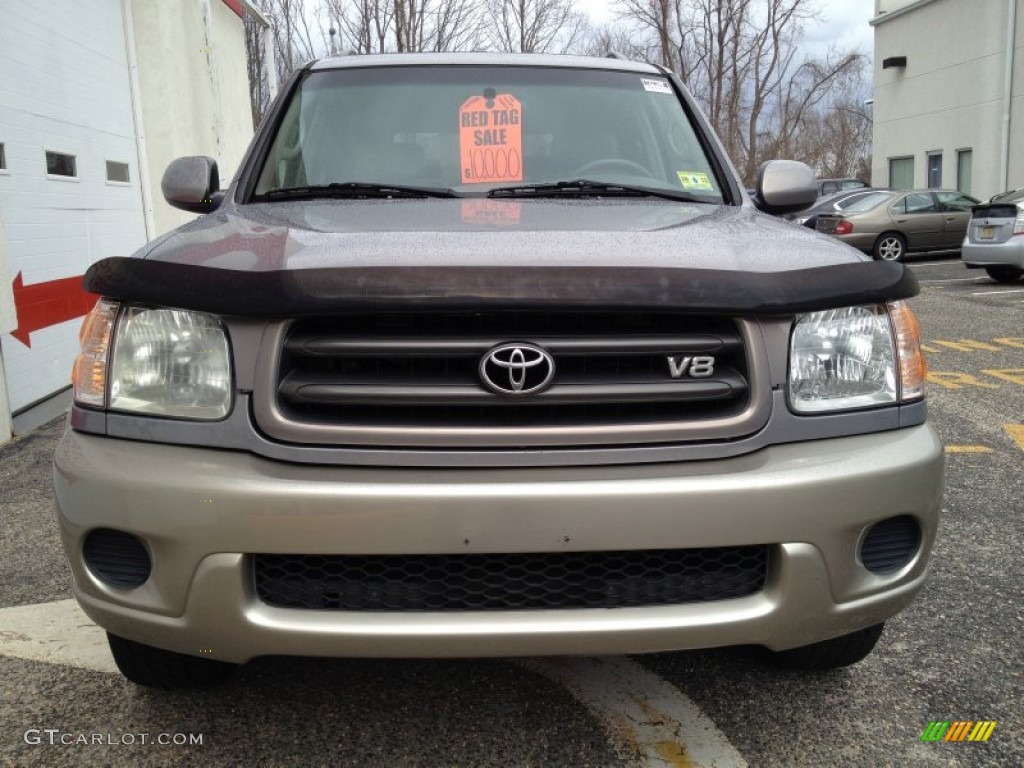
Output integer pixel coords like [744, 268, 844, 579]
[574, 0, 876, 60]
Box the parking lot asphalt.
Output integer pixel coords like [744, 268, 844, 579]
[0, 257, 1021, 767]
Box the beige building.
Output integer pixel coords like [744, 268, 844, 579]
[871, 0, 1023, 199]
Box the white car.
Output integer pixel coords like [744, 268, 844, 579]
[962, 189, 1024, 282]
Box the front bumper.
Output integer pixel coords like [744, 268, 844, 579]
[54, 425, 944, 663]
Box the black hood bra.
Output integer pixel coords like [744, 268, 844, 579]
[85, 256, 917, 317]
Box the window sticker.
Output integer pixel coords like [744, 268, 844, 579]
[641, 78, 673, 94]
[459, 90, 523, 184]
[677, 171, 713, 191]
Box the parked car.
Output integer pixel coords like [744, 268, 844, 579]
[815, 189, 979, 261]
[785, 188, 890, 229]
[961, 189, 1024, 282]
[989, 187, 1024, 204]
[817, 177, 869, 196]
[54, 53, 942, 688]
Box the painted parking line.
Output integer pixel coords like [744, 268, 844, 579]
[2, 601, 747, 766]
[969, 288, 1024, 296]
[944, 445, 994, 454]
[524, 657, 747, 768]
[0, 599, 117, 675]
[917, 280, 987, 286]
[1006, 424, 1024, 452]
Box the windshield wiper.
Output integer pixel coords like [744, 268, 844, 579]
[487, 180, 710, 204]
[255, 182, 459, 201]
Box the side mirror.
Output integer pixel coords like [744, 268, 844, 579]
[161, 156, 221, 214]
[754, 160, 817, 216]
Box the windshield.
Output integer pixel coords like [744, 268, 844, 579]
[254, 65, 724, 202]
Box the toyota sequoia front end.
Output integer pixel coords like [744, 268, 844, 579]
[54, 54, 944, 688]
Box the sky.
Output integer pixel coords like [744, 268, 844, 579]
[573, 0, 876, 61]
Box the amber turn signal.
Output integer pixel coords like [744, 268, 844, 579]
[72, 299, 118, 408]
[888, 300, 926, 402]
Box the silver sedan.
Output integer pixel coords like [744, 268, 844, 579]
[961, 191, 1024, 282]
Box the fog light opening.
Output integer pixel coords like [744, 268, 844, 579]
[83, 529, 152, 589]
[859, 516, 921, 573]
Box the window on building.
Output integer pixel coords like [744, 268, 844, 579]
[889, 156, 914, 190]
[106, 161, 130, 183]
[45, 151, 77, 178]
[926, 152, 943, 188]
[957, 149, 973, 195]
[0, 143, 6, 171]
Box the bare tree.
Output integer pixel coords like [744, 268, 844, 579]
[431, 0, 485, 50]
[329, 0, 394, 54]
[262, 0, 322, 72]
[243, 0, 329, 124]
[393, 0, 483, 51]
[326, 0, 482, 54]
[615, 0, 685, 70]
[244, 17, 271, 128]
[584, 22, 651, 61]
[615, 0, 867, 183]
[794, 65, 873, 179]
[484, 0, 589, 53]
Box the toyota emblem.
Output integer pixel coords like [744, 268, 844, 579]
[479, 343, 555, 396]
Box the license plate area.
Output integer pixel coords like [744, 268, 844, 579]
[980, 225, 995, 239]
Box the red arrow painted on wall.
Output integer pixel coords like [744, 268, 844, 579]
[10, 272, 98, 348]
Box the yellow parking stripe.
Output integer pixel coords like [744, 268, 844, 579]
[944, 445, 993, 454]
[1006, 425, 1024, 452]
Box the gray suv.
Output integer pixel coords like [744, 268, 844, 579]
[54, 53, 944, 688]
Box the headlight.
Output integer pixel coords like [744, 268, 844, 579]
[788, 303, 925, 413]
[110, 307, 233, 419]
[73, 303, 233, 420]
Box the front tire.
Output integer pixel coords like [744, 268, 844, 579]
[873, 233, 906, 262]
[762, 623, 884, 670]
[107, 633, 238, 689]
[984, 265, 1024, 283]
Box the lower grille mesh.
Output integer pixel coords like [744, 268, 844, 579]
[254, 546, 770, 612]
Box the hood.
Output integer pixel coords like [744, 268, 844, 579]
[136, 198, 867, 274]
[88, 198, 916, 317]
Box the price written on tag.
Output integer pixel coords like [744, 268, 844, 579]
[459, 93, 523, 184]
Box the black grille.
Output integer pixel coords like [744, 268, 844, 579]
[253, 546, 770, 611]
[274, 311, 749, 434]
[860, 516, 920, 573]
[83, 529, 152, 589]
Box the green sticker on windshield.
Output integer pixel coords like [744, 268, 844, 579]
[677, 171, 712, 191]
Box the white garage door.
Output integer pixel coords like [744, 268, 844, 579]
[0, 0, 146, 414]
